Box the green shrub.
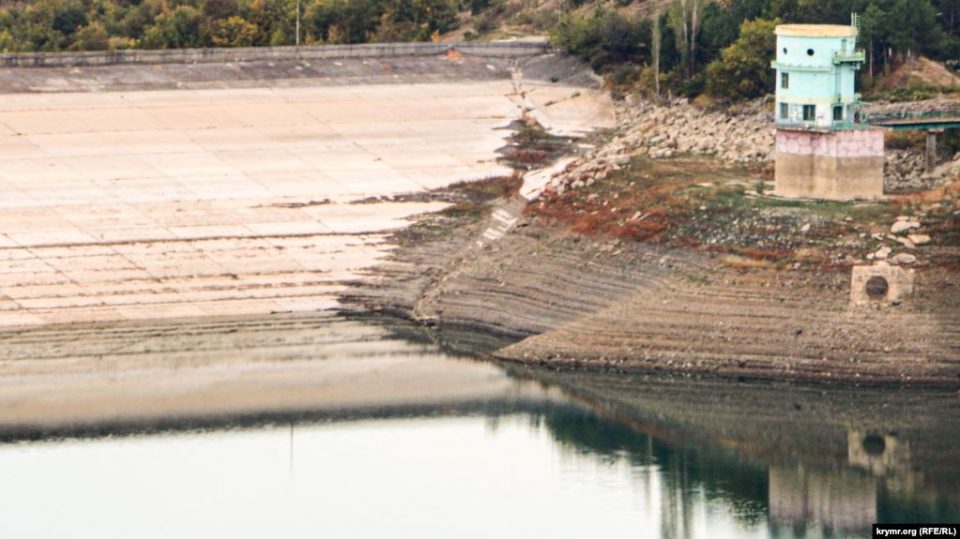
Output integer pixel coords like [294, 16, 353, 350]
[607, 63, 643, 93]
[677, 72, 706, 97]
[72, 22, 110, 50]
[705, 18, 778, 101]
[866, 81, 945, 103]
[886, 130, 925, 150]
[550, 7, 650, 71]
[474, 12, 497, 34]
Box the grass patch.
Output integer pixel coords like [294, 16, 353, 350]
[720, 255, 777, 270]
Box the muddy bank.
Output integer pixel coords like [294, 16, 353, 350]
[341, 172, 960, 387]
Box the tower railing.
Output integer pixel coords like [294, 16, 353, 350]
[833, 51, 865, 64]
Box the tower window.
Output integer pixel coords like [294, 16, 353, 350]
[833, 106, 843, 121]
[807, 48, 815, 56]
[803, 104, 816, 122]
[780, 103, 789, 120]
[781, 72, 789, 89]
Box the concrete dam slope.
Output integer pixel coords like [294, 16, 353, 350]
[0, 41, 550, 68]
[0, 47, 615, 328]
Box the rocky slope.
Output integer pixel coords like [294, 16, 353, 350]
[566, 95, 960, 194]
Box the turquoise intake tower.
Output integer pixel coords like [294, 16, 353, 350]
[771, 20, 885, 201]
[771, 23, 865, 130]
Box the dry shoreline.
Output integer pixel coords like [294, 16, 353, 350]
[342, 171, 960, 388]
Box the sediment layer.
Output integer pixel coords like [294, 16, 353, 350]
[346, 207, 960, 386]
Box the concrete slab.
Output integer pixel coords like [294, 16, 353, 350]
[523, 83, 616, 137]
[0, 80, 610, 327]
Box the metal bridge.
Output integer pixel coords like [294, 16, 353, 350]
[865, 109, 960, 171]
[866, 110, 960, 131]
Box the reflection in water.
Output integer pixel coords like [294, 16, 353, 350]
[545, 410, 769, 539]
[768, 465, 876, 537]
[0, 316, 957, 538]
[0, 409, 775, 539]
[5, 398, 956, 539]
[502, 365, 960, 539]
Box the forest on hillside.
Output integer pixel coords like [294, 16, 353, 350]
[553, 0, 960, 100]
[2, 0, 959, 100]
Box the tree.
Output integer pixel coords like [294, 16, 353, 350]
[551, 7, 650, 71]
[203, 0, 240, 21]
[0, 28, 15, 52]
[652, 9, 662, 96]
[140, 5, 202, 49]
[73, 21, 110, 50]
[668, 0, 712, 76]
[209, 15, 258, 46]
[859, 0, 946, 75]
[668, 0, 690, 73]
[935, 0, 960, 34]
[247, 0, 297, 46]
[52, 0, 88, 38]
[118, 0, 164, 40]
[887, 0, 944, 57]
[697, 2, 739, 63]
[305, 0, 382, 44]
[859, 2, 888, 77]
[705, 18, 779, 100]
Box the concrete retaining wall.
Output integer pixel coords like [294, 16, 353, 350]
[0, 41, 551, 68]
[775, 128, 885, 200]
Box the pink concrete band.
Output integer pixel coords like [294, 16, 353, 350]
[776, 129, 885, 158]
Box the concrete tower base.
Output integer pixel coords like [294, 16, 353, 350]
[775, 128, 885, 201]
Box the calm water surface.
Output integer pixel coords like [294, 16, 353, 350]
[0, 321, 956, 539]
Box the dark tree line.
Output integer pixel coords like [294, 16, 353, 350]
[553, 0, 960, 99]
[0, 0, 461, 51]
[3, 0, 960, 101]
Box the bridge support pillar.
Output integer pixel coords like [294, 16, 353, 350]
[926, 128, 944, 172]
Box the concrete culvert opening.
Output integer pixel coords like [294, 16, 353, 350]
[862, 434, 886, 456]
[865, 276, 890, 300]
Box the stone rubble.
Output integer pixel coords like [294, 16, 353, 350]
[908, 233, 932, 245]
[872, 246, 892, 260]
[537, 95, 959, 197]
[893, 252, 918, 265]
[618, 97, 776, 163]
[891, 218, 921, 235]
[528, 95, 948, 271]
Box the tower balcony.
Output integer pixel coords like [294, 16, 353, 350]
[833, 50, 865, 65]
[771, 61, 832, 73]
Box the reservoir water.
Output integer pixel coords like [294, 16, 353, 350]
[0, 315, 956, 539]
